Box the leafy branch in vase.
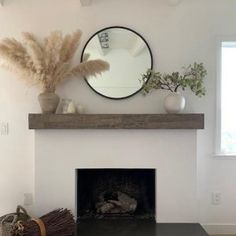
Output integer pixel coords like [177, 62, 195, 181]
[141, 62, 207, 97]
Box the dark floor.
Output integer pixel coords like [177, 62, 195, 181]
[76, 220, 209, 236]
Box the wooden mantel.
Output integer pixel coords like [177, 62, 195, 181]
[28, 113, 204, 130]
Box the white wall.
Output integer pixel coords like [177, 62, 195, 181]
[34, 130, 197, 223]
[0, 0, 236, 234]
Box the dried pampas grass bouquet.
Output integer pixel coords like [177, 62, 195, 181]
[0, 30, 109, 113]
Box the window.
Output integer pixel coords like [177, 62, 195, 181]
[217, 41, 236, 156]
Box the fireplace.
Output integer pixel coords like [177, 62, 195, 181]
[34, 130, 197, 222]
[76, 169, 156, 221]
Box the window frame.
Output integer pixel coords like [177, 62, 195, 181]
[215, 37, 236, 158]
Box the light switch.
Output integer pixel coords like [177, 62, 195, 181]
[80, 0, 91, 6]
[0, 122, 9, 135]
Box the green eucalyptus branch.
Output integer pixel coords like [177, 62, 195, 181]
[141, 62, 207, 97]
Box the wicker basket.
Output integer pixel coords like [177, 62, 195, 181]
[0, 206, 30, 236]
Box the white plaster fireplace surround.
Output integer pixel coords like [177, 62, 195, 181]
[34, 129, 197, 223]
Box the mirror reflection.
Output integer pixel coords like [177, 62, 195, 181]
[82, 27, 153, 99]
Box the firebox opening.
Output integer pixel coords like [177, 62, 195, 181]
[76, 169, 156, 220]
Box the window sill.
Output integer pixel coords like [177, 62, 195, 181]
[213, 154, 236, 160]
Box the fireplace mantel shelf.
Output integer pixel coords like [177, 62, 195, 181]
[28, 113, 204, 130]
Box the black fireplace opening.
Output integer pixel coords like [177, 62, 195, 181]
[76, 169, 156, 220]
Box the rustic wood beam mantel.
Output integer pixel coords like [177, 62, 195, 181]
[28, 113, 204, 130]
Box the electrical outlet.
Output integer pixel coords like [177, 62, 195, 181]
[24, 193, 33, 206]
[212, 192, 221, 205]
[0, 122, 9, 135]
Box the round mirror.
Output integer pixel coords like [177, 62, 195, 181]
[81, 26, 153, 99]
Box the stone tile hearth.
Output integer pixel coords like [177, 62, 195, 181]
[76, 220, 209, 236]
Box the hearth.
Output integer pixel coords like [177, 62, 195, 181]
[76, 169, 156, 220]
[76, 221, 209, 236]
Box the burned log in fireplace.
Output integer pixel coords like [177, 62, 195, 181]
[96, 191, 137, 214]
[76, 169, 156, 220]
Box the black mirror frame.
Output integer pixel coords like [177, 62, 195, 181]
[81, 26, 154, 100]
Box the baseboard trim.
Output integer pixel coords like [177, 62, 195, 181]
[202, 224, 236, 235]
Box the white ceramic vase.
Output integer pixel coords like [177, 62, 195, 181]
[164, 92, 185, 114]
